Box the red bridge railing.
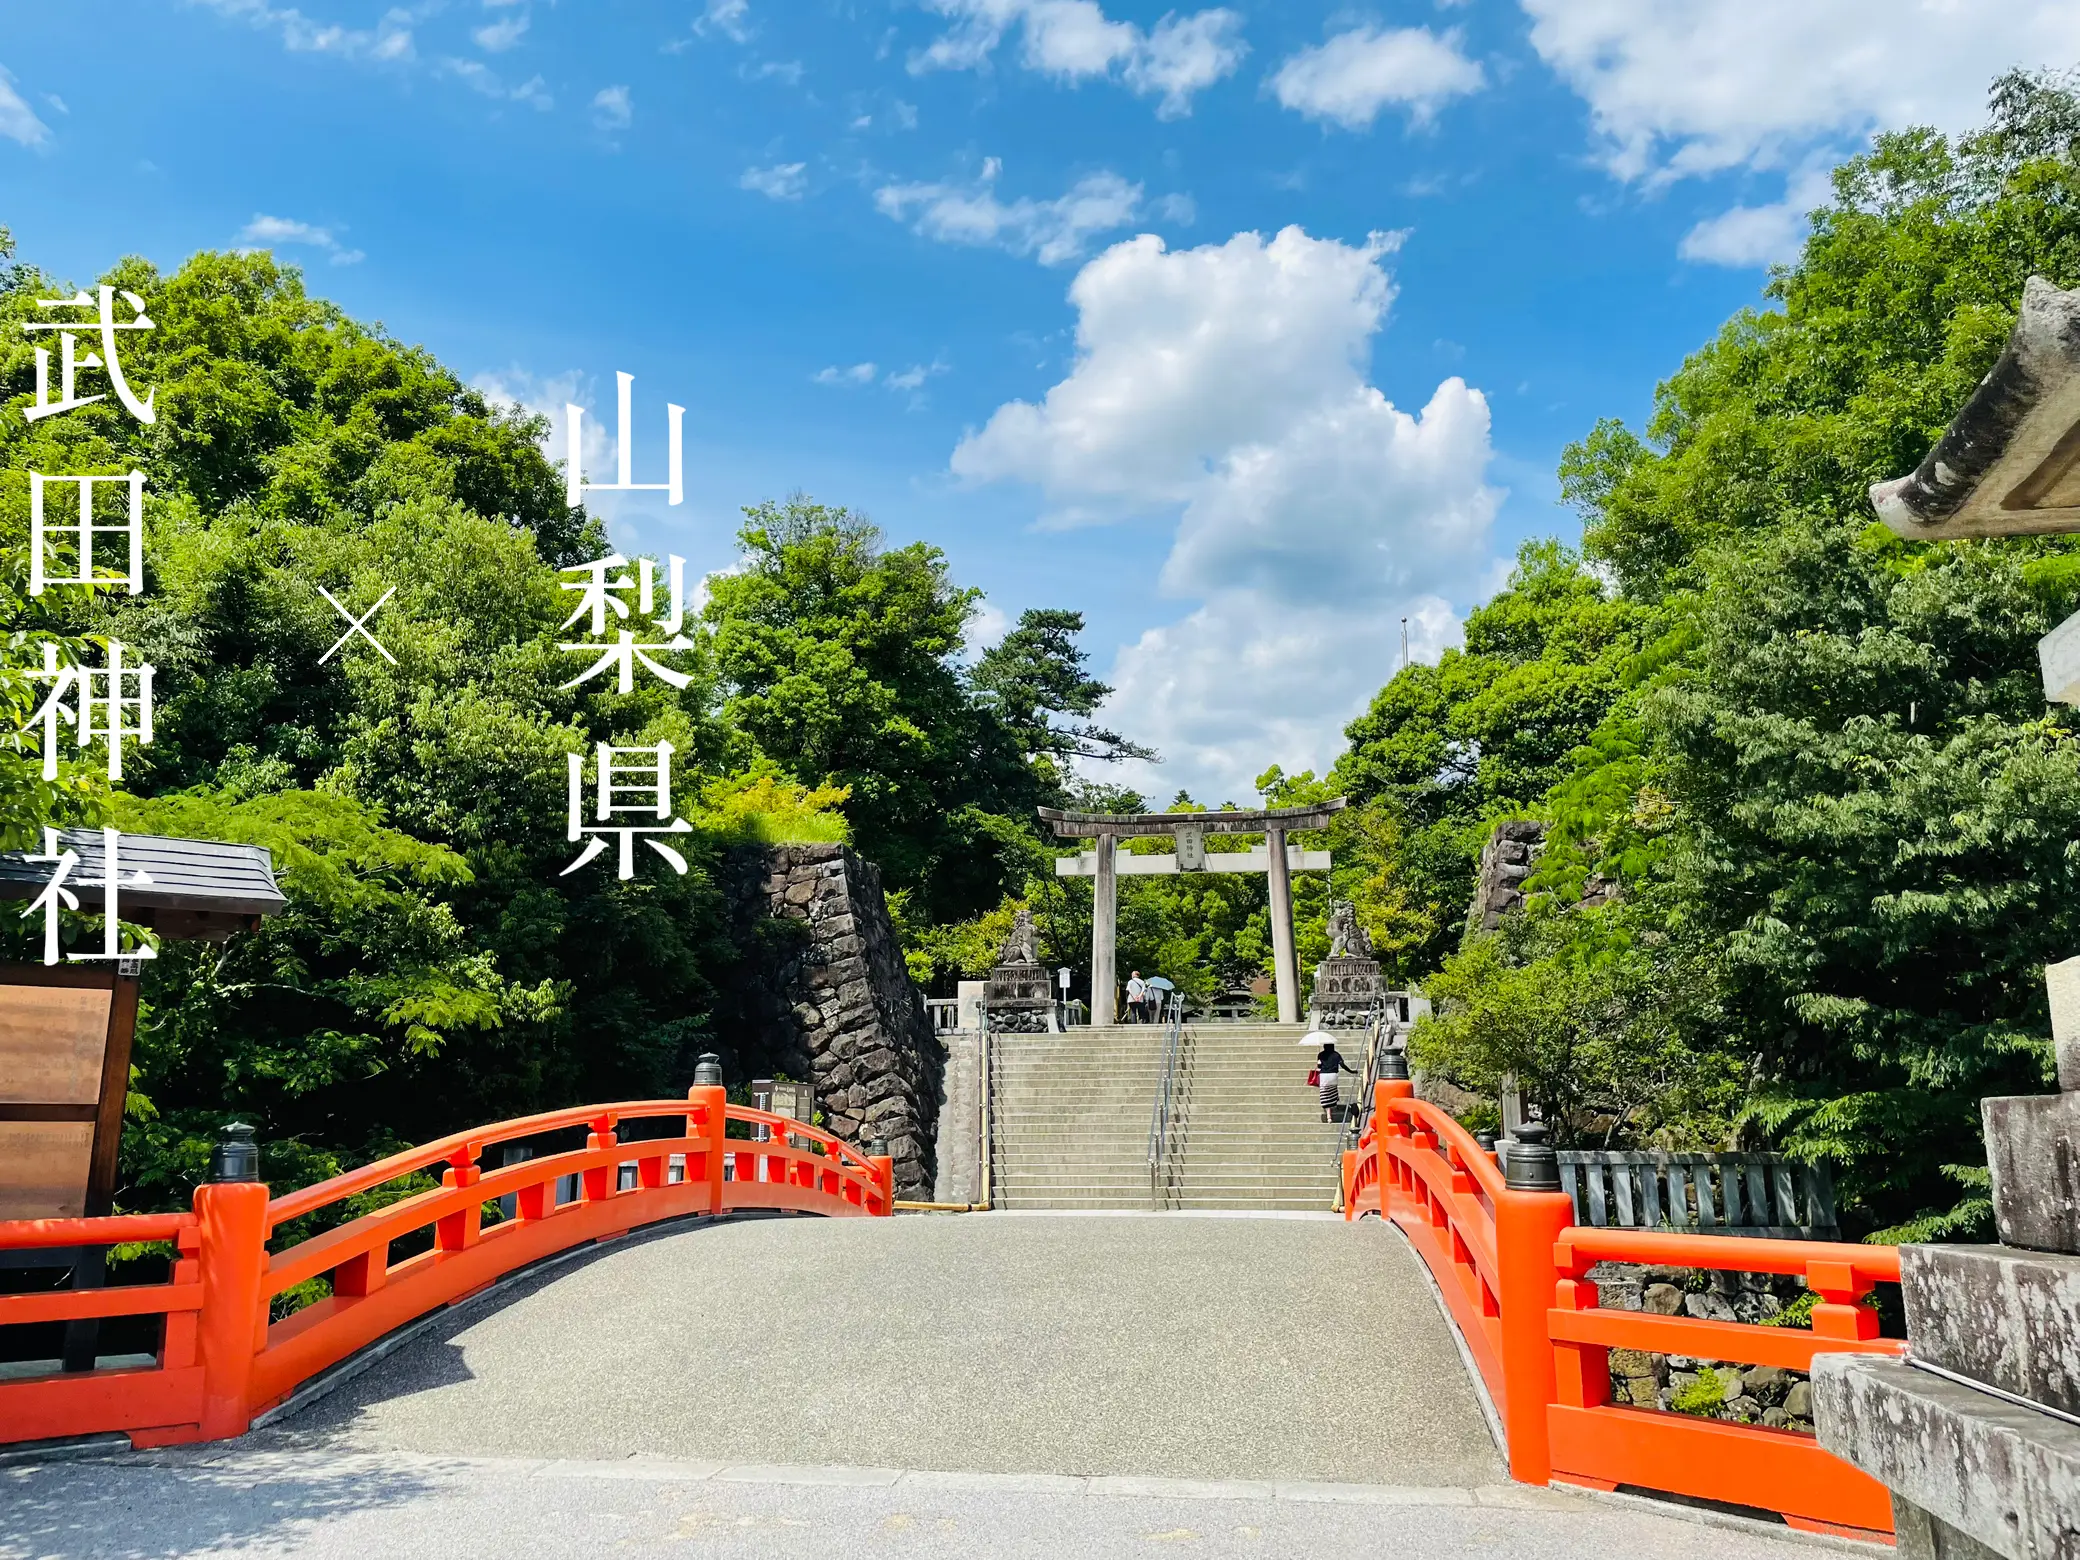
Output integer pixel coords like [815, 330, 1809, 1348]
[0, 1087, 890, 1449]
[1344, 1079, 1902, 1540]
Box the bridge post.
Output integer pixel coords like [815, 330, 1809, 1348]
[1375, 1078, 1414, 1212]
[1493, 1163, 1573, 1485]
[690, 1086, 727, 1215]
[193, 1176, 270, 1441]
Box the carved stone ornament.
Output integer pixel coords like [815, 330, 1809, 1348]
[1870, 276, 2080, 540]
[1325, 899, 1372, 960]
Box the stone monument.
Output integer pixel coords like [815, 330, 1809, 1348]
[1813, 277, 2080, 1559]
[984, 907, 1051, 1033]
[1814, 959, 2080, 1558]
[1310, 899, 1383, 1028]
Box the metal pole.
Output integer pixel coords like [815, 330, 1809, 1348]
[979, 1011, 993, 1209]
[1266, 826, 1299, 1023]
[1092, 834, 1118, 1025]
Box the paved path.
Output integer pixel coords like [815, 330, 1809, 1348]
[0, 1212, 1843, 1558]
[2, 1450, 1831, 1560]
[257, 1210, 1500, 1486]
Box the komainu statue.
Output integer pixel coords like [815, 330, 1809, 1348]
[998, 906, 1039, 968]
[1326, 899, 1372, 960]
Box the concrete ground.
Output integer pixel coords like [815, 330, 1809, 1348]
[0, 1212, 1846, 1558]
[0, 1449, 1832, 1560]
[253, 1210, 1501, 1486]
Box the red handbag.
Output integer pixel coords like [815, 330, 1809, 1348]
[1306, 1068, 1320, 1086]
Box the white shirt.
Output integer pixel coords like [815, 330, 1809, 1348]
[1125, 978, 1147, 1002]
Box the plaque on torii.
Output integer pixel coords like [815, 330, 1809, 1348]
[1040, 800, 1343, 1025]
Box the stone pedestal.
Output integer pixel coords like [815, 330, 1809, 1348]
[983, 908, 1051, 1034]
[1309, 954, 1382, 1028]
[1815, 956, 2080, 1558]
[984, 961, 1051, 1033]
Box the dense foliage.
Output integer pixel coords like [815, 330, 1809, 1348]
[0, 235, 1117, 1208]
[1337, 70, 2080, 1240]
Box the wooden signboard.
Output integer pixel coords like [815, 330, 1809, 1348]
[0, 966, 141, 1222]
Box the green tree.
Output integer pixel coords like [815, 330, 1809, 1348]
[973, 607, 1154, 791]
[1346, 68, 2080, 1239]
[701, 496, 1039, 921]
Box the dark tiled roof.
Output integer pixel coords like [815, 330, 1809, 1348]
[0, 829, 287, 917]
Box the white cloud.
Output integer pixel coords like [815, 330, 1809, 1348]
[1679, 161, 1837, 267]
[1521, 0, 2080, 184]
[473, 9, 528, 51]
[884, 360, 947, 392]
[592, 84, 632, 131]
[1106, 594, 1463, 801]
[741, 161, 808, 200]
[875, 159, 1144, 265]
[746, 59, 804, 86]
[241, 214, 333, 245]
[913, 0, 1244, 117]
[0, 68, 53, 147]
[1123, 11, 1249, 117]
[965, 599, 1013, 659]
[237, 212, 365, 265]
[694, 0, 752, 42]
[474, 367, 621, 514]
[439, 56, 551, 107]
[814, 360, 950, 400]
[1271, 25, 1484, 130]
[192, 0, 416, 63]
[952, 226, 1499, 797]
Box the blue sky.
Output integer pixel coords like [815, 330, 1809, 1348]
[4, 1, 2075, 801]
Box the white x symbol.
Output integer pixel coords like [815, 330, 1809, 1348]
[318, 586, 398, 665]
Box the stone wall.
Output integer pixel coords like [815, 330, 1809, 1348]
[1593, 1262, 1815, 1430]
[717, 843, 941, 1197]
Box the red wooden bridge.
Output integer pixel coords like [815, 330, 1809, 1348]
[0, 1088, 889, 1448]
[3, 1079, 1901, 1545]
[1344, 1077, 1903, 1540]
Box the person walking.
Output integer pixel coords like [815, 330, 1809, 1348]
[1125, 971, 1147, 1024]
[1314, 1036, 1351, 1123]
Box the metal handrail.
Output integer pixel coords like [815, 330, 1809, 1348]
[1146, 992, 1185, 1209]
[979, 1007, 994, 1210]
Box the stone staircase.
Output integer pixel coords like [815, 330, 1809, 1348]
[988, 1023, 1350, 1211]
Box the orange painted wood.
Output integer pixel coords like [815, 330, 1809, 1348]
[1555, 1228, 1900, 1285]
[0, 1097, 887, 1450]
[0, 1211, 192, 1248]
[0, 1365, 203, 1442]
[1548, 1403, 1896, 1532]
[1393, 1207, 1504, 1400]
[1546, 1306, 1905, 1371]
[1348, 1085, 1899, 1536]
[0, 1280, 204, 1327]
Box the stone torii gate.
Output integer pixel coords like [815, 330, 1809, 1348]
[1040, 800, 1343, 1025]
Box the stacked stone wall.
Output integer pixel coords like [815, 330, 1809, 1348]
[1592, 1262, 1816, 1430]
[717, 843, 941, 1197]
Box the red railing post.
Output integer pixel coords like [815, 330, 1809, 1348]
[582, 1114, 619, 1203]
[193, 1178, 270, 1440]
[436, 1144, 482, 1253]
[691, 1086, 727, 1214]
[1807, 1257, 1881, 1341]
[870, 1154, 894, 1216]
[1493, 1182, 1574, 1485]
[1375, 1079, 1414, 1216]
